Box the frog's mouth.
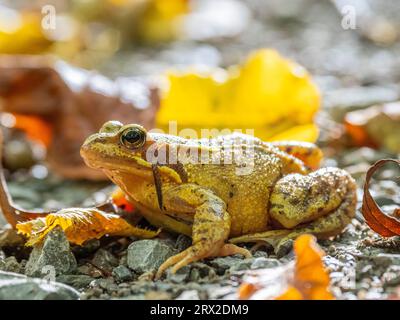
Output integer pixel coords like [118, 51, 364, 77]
[80, 141, 183, 184]
[80, 141, 154, 177]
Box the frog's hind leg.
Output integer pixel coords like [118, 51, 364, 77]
[230, 167, 357, 253]
[271, 141, 323, 170]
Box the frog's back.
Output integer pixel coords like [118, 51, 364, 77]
[183, 133, 290, 236]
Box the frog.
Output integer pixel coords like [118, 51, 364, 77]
[79, 121, 357, 278]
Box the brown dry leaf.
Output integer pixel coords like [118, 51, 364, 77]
[238, 234, 334, 300]
[0, 55, 159, 180]
[361, 159, 400, 237]
[16, 208, 160, 246]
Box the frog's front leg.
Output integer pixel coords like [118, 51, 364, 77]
[155, 184, 251, 279]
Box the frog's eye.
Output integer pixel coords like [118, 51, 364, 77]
[100, 121, 123, 134]
[120, 127, 146, 149]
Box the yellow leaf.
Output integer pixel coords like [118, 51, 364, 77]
[16, 208, 160, 246]
[157, 49, 320, 142]
[136, 0, 189, 43]
[0, 11, 52, 54]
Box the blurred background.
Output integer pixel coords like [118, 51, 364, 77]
[0, 0, 400, 206]
[1, 1, 400, 300]
[1, 0, 399, 83]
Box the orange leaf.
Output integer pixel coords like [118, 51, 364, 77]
[11, 113, 53, 147]
[361, 159, 400, 236]
[16, 208, 160, 246]
[239, 234, 334, 300]
[277, 234, 333, 300]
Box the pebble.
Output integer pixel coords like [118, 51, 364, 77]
[91, 249, 119, 273]
[25, 227, 77, 278]
[56, 275, 95, 290]
[167, 265, 191, 283]
[176, 290, 201, 300]
[251, 257, 280, 269]
[127, 240, 176, 273]
[0, 270, 79, 300]
[112, 265, 133, 283]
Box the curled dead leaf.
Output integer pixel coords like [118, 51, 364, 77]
[238, 234, 334, 300]
[16, 208, 160, 246]
[361, 159, 400, 237]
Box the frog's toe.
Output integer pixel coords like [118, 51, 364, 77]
[156, 244, 209, 279]
[218, 243, 252, 258]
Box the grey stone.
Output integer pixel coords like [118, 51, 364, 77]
[166, 265, 191, 283]
[93, 278, 119, 292]
[25, 227, 77, 278]
[2, 256, 22, 273]
[127, 240, 176, 273]
[56, 275, 94, 290]
[251, 257, 280, 269]
[228, 259, 253, 272]
[210, 256, 244, 271]
[91, 249, 119, 273]
[373, 254, 400, 266]
[176, 290, 200, 300]
[0, 270, 79, 300]
[112, 265, 133, 282]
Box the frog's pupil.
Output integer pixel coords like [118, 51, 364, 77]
[125, 130, 140, 143]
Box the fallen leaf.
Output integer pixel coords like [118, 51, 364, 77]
[238, 234, 334, 300]
[157, 49, 320, 142]
[11, 114, 53, 147]
[16, 208, 160, 246]
[361, 159, 400, 237]
[0, 55, 159, 180]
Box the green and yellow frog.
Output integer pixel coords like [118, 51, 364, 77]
[78, 121, 357, 278]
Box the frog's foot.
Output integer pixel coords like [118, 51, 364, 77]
[156, 242, 251, 279]
[155, 240, 222, 279]
[218, 243, 252, 258]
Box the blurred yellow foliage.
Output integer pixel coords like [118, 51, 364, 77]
[157, 49, 320, 142]
[137, 0, 189, 43]
[0, 12, 52, 54]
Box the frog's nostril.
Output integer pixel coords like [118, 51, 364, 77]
[99, 120, 123, 133]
